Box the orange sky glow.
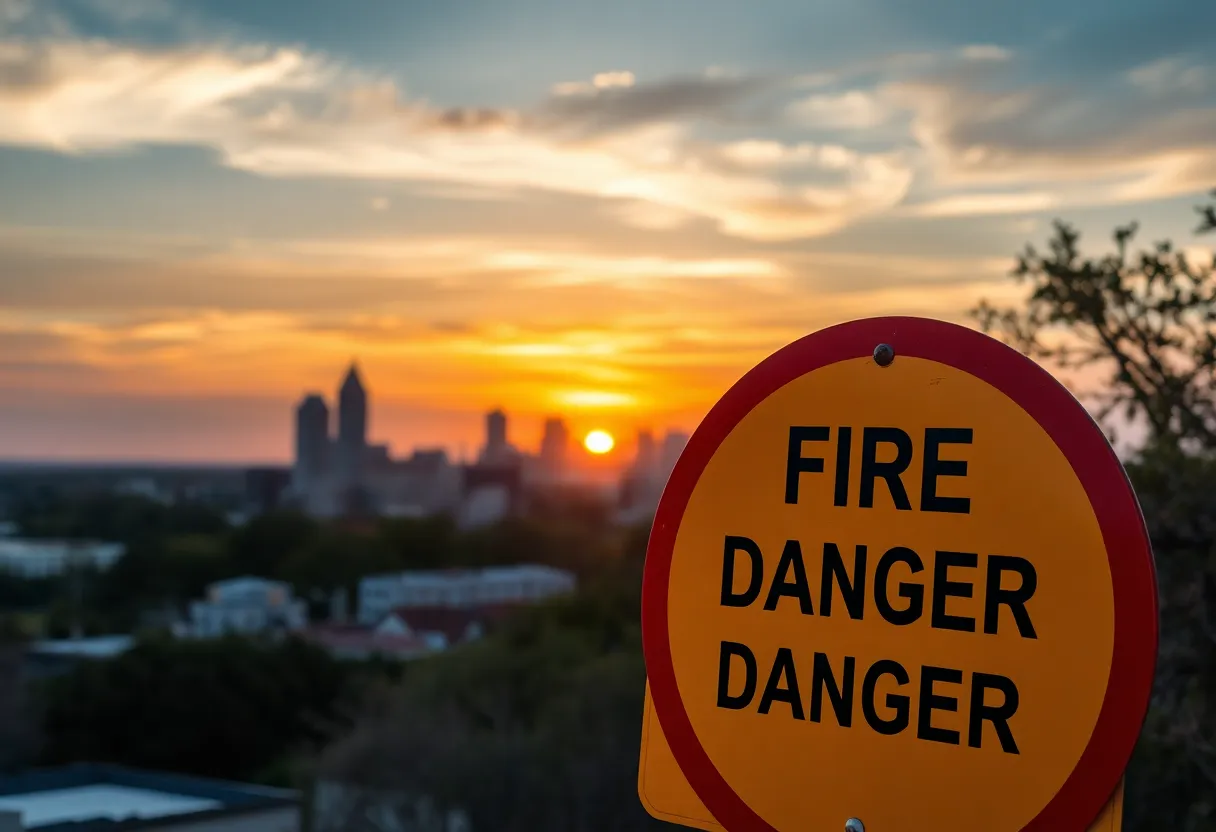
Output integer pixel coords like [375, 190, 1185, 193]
[0, 0, 1212, 463]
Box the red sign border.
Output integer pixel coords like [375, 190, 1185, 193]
[641, 316, 1159, 832]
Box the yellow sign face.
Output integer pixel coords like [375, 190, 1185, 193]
[641, 319, 1157, 832]
[638, 685, 1124, 831]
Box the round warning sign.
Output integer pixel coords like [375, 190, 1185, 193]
[641, 317, 1158, 832]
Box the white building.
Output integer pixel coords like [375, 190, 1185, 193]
[181, 577, 308, 638]
[457, 484, 512, 530]
[0, 540, 124, 579]
[357, 565, 577, 625]
[0, 765, 299, 832]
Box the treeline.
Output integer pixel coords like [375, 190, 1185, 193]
[2, 495, 651, 805]
[6, 490, 624, 636]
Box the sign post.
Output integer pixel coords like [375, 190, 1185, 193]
[638, 317, 1158, 832]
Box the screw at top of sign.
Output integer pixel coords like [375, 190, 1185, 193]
[844, 819, 864, 832]
[873, 343, 894, 366]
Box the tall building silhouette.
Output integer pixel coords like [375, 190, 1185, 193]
[293, 394, 329, 493]
[539, 417, 570, 477]
[288, 361, 463, 519]
[635, 429, 657, 473]
[336, 362, 368, 486]
[481, 408, 510, 465]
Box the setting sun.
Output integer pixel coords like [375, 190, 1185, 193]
[584, 429, 615, 455]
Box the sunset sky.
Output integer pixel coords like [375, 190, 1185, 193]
[1, 0, 1214, 463]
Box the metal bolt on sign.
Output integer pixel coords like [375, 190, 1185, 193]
[844, 819, 865, 832]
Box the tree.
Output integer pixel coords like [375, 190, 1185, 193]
[973, 189, 1216, 449]
[973, 189, 1216, 832]
[315, 583, 668, 832]
[228, 510, 320, 577]
[0, 616, 38, 772]
[37, 636, 360, 784]
[1119, 450, 1216, 832]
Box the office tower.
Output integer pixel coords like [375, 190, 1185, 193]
[293, 394, 329, 492]
[539, 417, 570, 475]
[660, 430, 689, 476]
[336, 363, 368, 486]
[482, 408, 509, 464]
[636, 429, 657, 474]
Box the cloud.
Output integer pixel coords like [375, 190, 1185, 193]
[906, 191, 1059, 218]
[534, 71, 770, 138]
[0, 226, 792, 317]
[882, 55, 1216, 207]
[0, 36, 912, 240]
[551, 70, 636, 97]
[786, 90, 890, 129]
[1127, 56, 1212, 96]
[957, 45, 1013, 62]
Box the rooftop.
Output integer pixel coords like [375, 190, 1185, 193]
[28, 636, 135, 660]
[0, 765, 298, 832]
[0, 540, 123, 557]
[0, 786, 220, 828]
[362, 564, 574, 585]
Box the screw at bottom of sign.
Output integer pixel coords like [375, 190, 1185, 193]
[844, 819, 864, 832]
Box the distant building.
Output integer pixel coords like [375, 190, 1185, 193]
[114, 478, 172, 504]
[482, 409, 509, 464]
[312, 780, 469, 832]
[0, 540, 124, 579]
[23, 635, 135, 680]
[243, 467, 291, 514]
[617, 428, 690, 524]
[293, 393, 329, 495]
[636, 430, 657, 472]
[660, 431, 689, 475]
[457, 479, 514, 530]
[335, 364, 368, 490]
[379, 604, 510, 647]
[357, 565, 577, 625]
[538, 417, 570, 480]
[180, 577, 307, 639]
[301, 602, 515, 663]
[299, 620, 444, 662]
[0, 764, 299, 832]
[288, 363, 461, 519]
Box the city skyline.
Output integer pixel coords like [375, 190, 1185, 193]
[1, 0, 1213, 462]
[290, 359, 674, 469]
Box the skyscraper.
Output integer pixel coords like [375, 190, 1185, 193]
[293, 394, 329, 492]
[336, 363, 368, 486]
[539, 417, 570, 475]
[635, 429, 657, 474]
[481, 408, 509, 464]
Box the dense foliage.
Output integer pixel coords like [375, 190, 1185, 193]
[7, 494, 619, 636]
[36, 635, 362, 785]
[975, 190, 1216, 832]
[314, 545, 660, 832]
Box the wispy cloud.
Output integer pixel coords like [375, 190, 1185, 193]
[1, 0, 1215, 459]
[0, 34, 912, 241]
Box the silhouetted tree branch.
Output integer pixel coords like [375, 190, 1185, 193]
[973, 189, 1216, 450]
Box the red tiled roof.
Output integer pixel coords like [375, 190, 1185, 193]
[383, 603, 516, 643]
[299, 626, 434, 657]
